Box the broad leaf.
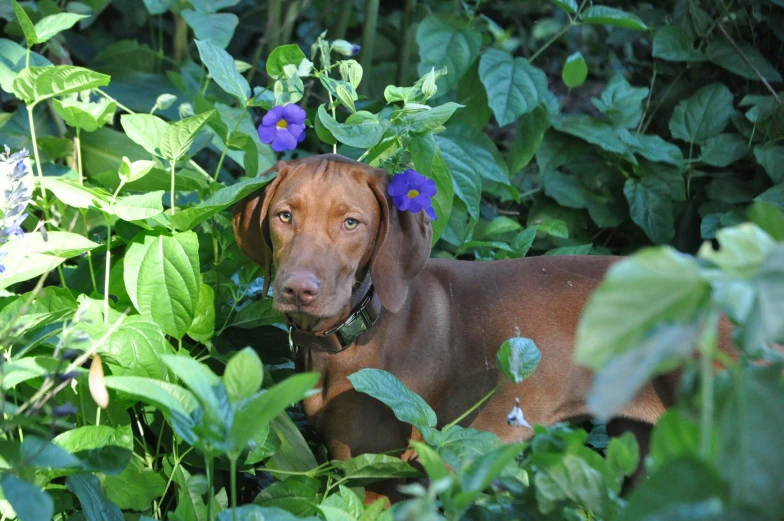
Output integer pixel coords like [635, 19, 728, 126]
[66, 474, 124, 521]
[317, 106, 383, 149]
[13, 66, 111, 105]
[706, 40, 783, 83]
[700, 133, 748, 167]
[10, 0, 37, 46]
[195, 39, 251, 103]
[120, 114, 169, 157]
[0, 39, 52, 93]
[508, 104, 549, 173]
[224, 347, 263, 403]
[754, 143, 784, 184]
[187, 283, 216, 342]
[579, 6, 648, 30]
[1, 475, 54, 521]
[624, 176, 674, 244]
[267, 44, 309, 80]
[417, 16, 482, 96]
[123, 232, 201, 339]
[107, 191, 165, 221]
[340, 454, 420, 482]
[103, 458, 166, 511]
[409, 132, 455, 244]
[54, 425, 133, 476]
[479, 49, 547, 126]
[652, 26, 705, 62]
[160, 110, 215, 161]
[669, 83, 734, 144]
[0, 230, 98, 259]
[347, 368, 437, 429]
[591, 74, 648, 129]
[496, 337, 541, 384]
[33, 13, 89, 44]
[183, 11, 238, 50]
[562, 52, 587, 89]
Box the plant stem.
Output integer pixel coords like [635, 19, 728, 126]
[530, 23, 574, 63]
[173, 15, 188, 62]
[27, 105, 49, 212]
[443, 378, 507, 431]
[265, 0, 282, 58]
[397, 0, 416, 86]
[169, 159, 177, 214]
[359, 0, 380, 95]
[230, 456, 238, 521]
[75, 127, 83, 185]
[104, 181, 125, 323]
[205, 454, 214, 521]
[332, 0, 353, 40]
[214, 107, 248, 181]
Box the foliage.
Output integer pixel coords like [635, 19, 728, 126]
[1, 0, 783, 520]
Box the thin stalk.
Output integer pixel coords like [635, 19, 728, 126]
[397, 0, 416, 86]
[230, 456, 238, 521]
[266, 0, 282, 58]
[443, 378, 507, 431]
[27, 105, 49, 211]
[214, 107, 248, 181]
[698, 312, 719, 460]
[170, 160, 177, 214]
[75, 127, 83, 185]
[104, 181, 125, 323]
[83, 212, 98, 294]
[359, 0, 380, 95]
[332, 0, 353, 40]
[205, 454, 215, 521]
[280, 0, 302, 48]
[158, 446, 194, 513]
[530, 0, 589, 63]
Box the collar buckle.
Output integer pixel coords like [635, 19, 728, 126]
[323, 293, 374, 349]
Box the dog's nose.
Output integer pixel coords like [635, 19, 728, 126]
[282, 272, 321, 305]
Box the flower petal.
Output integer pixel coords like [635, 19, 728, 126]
[257, 125, 277, 144]
[282, 104, 306, 125]
[407, 196, 425, 214]
[262, 106, 285, 126]
[271, 131, 298, 152]
[425, 206, 438, 221]
[392, 194, 410, 211]
[388, 174, 410, 197]
[419, 178, 437, 197]
[287, 123, 306, 141]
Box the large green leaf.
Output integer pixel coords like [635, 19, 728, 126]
[0, 230, 99, 259]
[255, 476, 321, 517]
[13, 65, 111, 105]
[575, 247, 711, 370]
[10, 0, 37, 46]
[754, 143, 784, 184]
[457, 442, 526, 498]
[66, 474, 124, 521]
[496, 337, 541, 384]
[317, 106, 383, 149]
[120, 113, 169, 158]
[160, 110, 215, 161]
[479, 49, 547, 126]
[195, 39, 250, 103]
[347, 368, 437, 429]
[102, 458, 165, 511]
[187, 283, 215, 342]
[409, 132, 454, 244]
[33, 13, 89, 43]
[417, 16, 482, 96]
[562, 52, 587, 89]
[123, 232, 201, 339]
[579, 5, 648, 30]
[0, 39, 52, 93]
[509, 104, 549, 173]
[0, 252, 65, 290]
[106, 191, 165, 221]
[624, 176, 674, 244]
[552, 114, 637, 163]
[52, 94, 116, 133]
[652, 26, 705, 63]
[223, 346, 263, 403]
[183, 11, 238, 50]
[89, 315, 172, 380]
[1, 474, 54, 521]
[266, 44, 309, 80]
[339, 454, 420, 482]
[700, 133, 748, 167]
[706, 40, 783, 83]
[669, 83, 734, 145]
[159, 354, 222, 421]
[408, 102, 464, 132]
[54, 425, 133, 476]
[591, 74, 648, 129]
[169, 172, 277, 230]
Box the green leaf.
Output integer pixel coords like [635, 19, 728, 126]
[562, 52, 588, 89]
[459, 442, 525, 494]
[44, 178, 110, 208]
[255, 476, 321, 517]
[66, 474, 124, 521]
[754, 143, 784, 183]
[218, 505, 320, 521]
[748, 201, 784, 241]
[183, 11, 238, 50]
[631, 134, 685, 168]
[479, 49, 547, 126]
[159, 353, 222, 419]
[700, 133, 748, 167]
[697, 222, 774, 275]
[195, 39, 251, 103]
[229, 373, 319, 452]
[544, 244, 592, 255]
[102, 458, 165, 511]
[408, 102, 464, 132]
[624, 176, 675, 244]
[11, 0, 38, 46]
[347, 368, 437, 429]
[669, 83, 734, 144]
[0, 252, 65, 291]
[0, 39, 52, 93]
[591, 74, 649, 129]
[575, 247, 711, 370]
[107, 191, 164, 221]
[267, 44, 308, 80]
[552, 114, 637, 163]
[187, 283, 215, 342]
[54, 425, 133, 476]
[120, 114, 169, 158]
[652, 26, 706, 62]
[588, 322, 700, 420]
[496, 337, 541, 384]
[422, 425, 501, 471]
[318, 506, 357, 521]
[409, 132, 455, 244]
[0, 230, 98, 259]
[33, 13, 89, 43]
[716, 367, 784, 518]
[1, 474, 54, 521]
[160, 110, 215, 161]
[410, 441, 451, 482]
[706, 40, 783, 83]
[648, 410, 701, 474]
[123, 232, 201, 339]
[119, 157, 156, 183]
[224, 347, 263, 403]
[511, 227, 537, 258]
[417, 16, 482, 96]
[168, 172, 277, 230]
[317, 106, 384, 149]
[532, 454, 608, 517]
[52, 95, 116, 133]
[340, 454, 420, 482]
[551, 0, 578, 14]
[579, 6, 648, 30]
[0, 287, 77, 337]
[13, 65, 111, 105]
[18, 436, 81, 470]
[509, 104, 549, 173]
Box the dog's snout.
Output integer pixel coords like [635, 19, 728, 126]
[282, 272, 321, 305]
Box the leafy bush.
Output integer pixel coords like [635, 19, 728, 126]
[1, 0, 783, 520]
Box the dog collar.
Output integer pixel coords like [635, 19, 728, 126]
[286, 281, 382, 354]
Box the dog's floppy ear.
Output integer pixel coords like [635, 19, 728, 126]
[232, 161, 290, 297]
[368, 174, 432, 313]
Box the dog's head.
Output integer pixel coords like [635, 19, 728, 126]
[233, 154, 432, 331]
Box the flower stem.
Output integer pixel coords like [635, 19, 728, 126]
[214, 107, 248, 181]
[443, 378, 507, 431]
[170, 160, 177, 214]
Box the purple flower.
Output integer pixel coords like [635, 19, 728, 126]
[350, 44, 361, 55]
[257, 104, 307, 152]
[388, 169, 438, 220]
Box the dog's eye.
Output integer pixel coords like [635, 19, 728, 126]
[343, 218, 359, 230]
[278, 211, 292, 223]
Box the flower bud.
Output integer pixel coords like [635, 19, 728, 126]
[331, 39, 360, 56]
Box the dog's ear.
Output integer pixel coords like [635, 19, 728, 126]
[232, 161, 290, 296]
[368, 174, 432, 313]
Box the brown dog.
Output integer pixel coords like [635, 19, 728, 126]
[233, 154, 682, 465]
